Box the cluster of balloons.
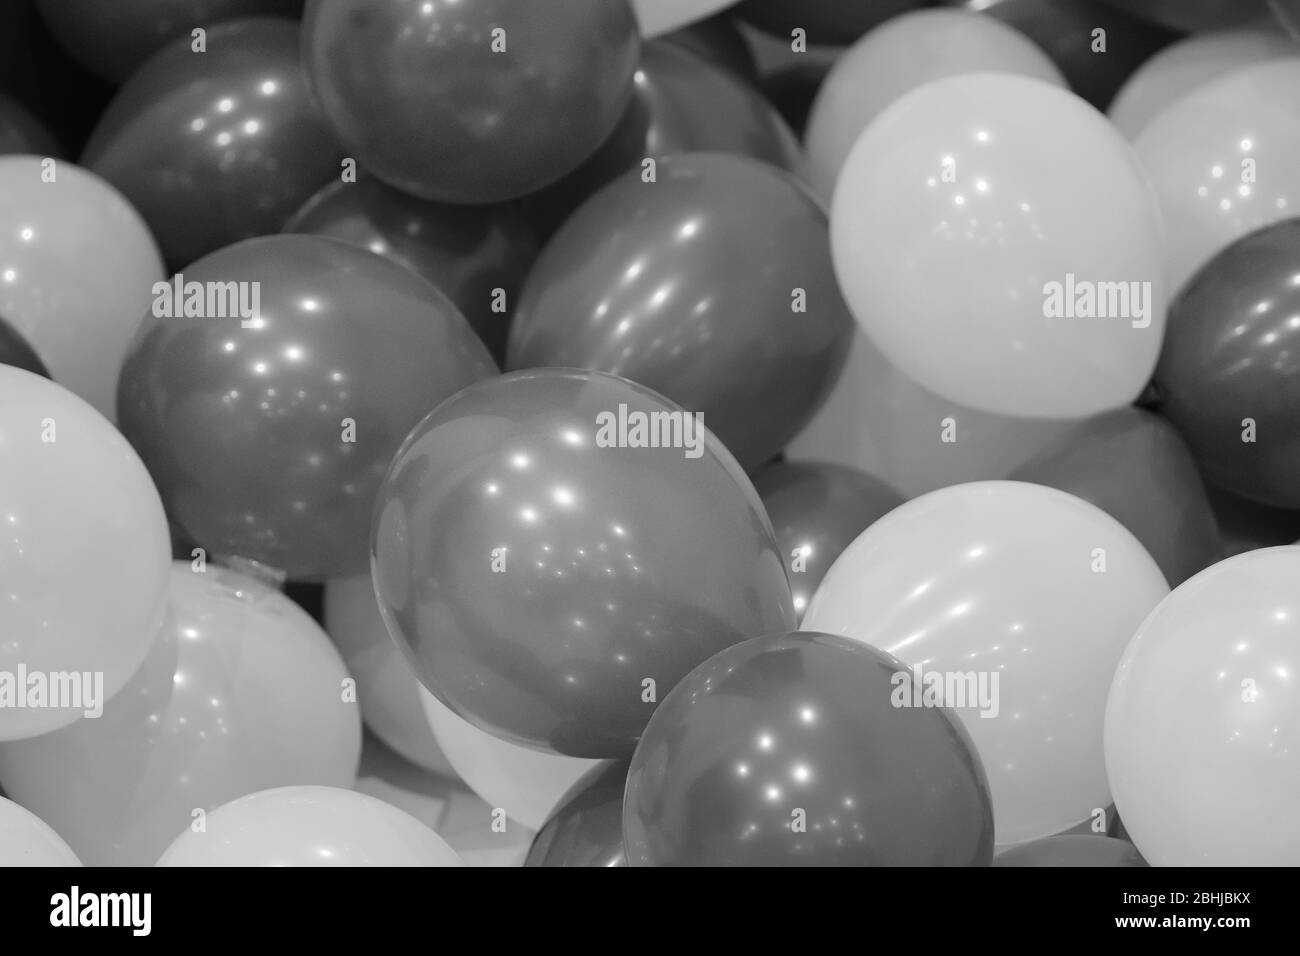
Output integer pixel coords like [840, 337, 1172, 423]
[1, 0, 1299, 869]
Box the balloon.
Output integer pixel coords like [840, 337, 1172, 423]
[753, 460, 904, 621]
[374, 368, 795, 758]
[1008, 408, 1223, 586]
[525, 761, 628, 867]
[832, 74, 1168, 418]
[0, 797, 80, 866]
[787, 330, 1080, 498]
[1106, 546, 1300, 865]
[1109, 30, 1299, 139]
[624, 632, 995, 866]
[285, 178, 538, 364]
[1096, 0, 1270, 32]
[0, 155, 163, 419]
[156, 785, 463, 866]
[995, 835, 1147, 867]
[0, 314, 48, 377]
[1134, 59, 1300, 296]
[117, 234, 497, 581]
[302, 0, 639, 204]
[945, 0, 1178, 112]
[804, 481, 1169, 845]
[632, 0, 741, 38]
[35, 0, 304, 84]
[0, 91, 59, 155]
[323, 575, 453, 777]
[509, 153, 852, 472]
[1152, 219, 1300, 508]
[421, 689, 603, 830]
[0, 367, 170, 741]
[83, 18, 344, 270]
[806, 10, 1066, 201]
[737, 0, 929, 45]
[0, 561, 361, 866]
[659, 12, 757, 81]
[517, 42, 803, 239]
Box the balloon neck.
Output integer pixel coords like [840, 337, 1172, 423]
[212, 554, 288, 590]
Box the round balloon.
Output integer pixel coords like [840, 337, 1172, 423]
[0, 367, 171, 741]
[0, 561, 361, 866]
[624, 632, 995, 866]
[787, 330, 1080, 498]
[0, 797, 81, 866]
[832, 73, 1167, 418]
[374, 368, 795, 758]
[0, 156, 163, 420]
[285, 177, 538, 363]
[525, 761, 628, 867]
[421, 689, 603, 831]
[82, 17, 344, 270]
[509, 153, 852, 472]
[804, 481, 1170, 845]
[1106, 547, 1300, 865]
[1008, 407, 1223, 586]
[1108, 30, 1299, 139]
[1134, 59, 1300, 296]
[0, 314, 48, 377]
[737, 0, 928, 44]
[302, 0, 640, 204]
[1153, 218, 1300, 509]
[995, 835, 1147, 867]
[806, 10, 1065, 201]
[156, 785, 462, 866]
[323, 575, 453, 777]
[753, 460, 904, 621]
[117, 234, 497, 581]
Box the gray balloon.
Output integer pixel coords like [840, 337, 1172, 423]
[372, 368, 796, 759]
[508, 153, 853, 472]
[525, 761, 628, 868]
[753, 460, 904, 622]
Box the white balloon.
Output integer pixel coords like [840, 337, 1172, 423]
[0, 796, 81, 866]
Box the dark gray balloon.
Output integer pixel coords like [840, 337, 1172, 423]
[0, 314, 49, 377]
[1154, 218, 1300, 509]
[508, 153, 853, 472]
[995, 835, 1147, 867]
[525, 761, 628, 868]
[753, 461, 904, 622]
[372, 368, 796, 759]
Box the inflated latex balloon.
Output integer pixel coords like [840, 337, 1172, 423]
[35, 0, 304, 84]
[323, 575, 453, 777]
[1134, 59, 1300, 296]
[117, 234, 497, 581]
[521, 43, 803, 237]
[0, 315, 48, 377]
[0, 797, 81, 866]
[806, 10, 1065, 200]
[0, 92, 59, 155]
[509, 153, 852, 472]
[83, 17, 344, 269]
[374, 369, 795, 758]
[632, 0, 740, 38]
[624, 632, 995, 866]
[1153, 219, 1300, 508]
[0, 368, 170, 742]
[833, 74, 1167, 419]
[753, 460, 904, 621]
[995, 836, 1146, 867]
[0, 562, 361, 866]
[804, 481, 1170, 845]
[285, 178, 538, 363]
[302, 0, 639, 204]
[946, 0, 1178, 112]
[1106, 547, 1300, 865]
[421, 690, 603, 830]
[1009, 408, 1223, 586]
[787, 331, 1079, 498]
[0, 156, 163, 419]
[737, 0, 928, 44]
[525, 761, 628, 868]
[156, 786, 462, 866]
[1096, 0, 1269, 32]
[1109, 31, 1299, 139]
